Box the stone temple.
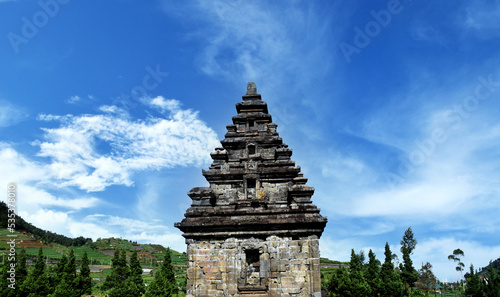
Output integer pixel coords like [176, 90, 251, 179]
[175, 83, 328, 297]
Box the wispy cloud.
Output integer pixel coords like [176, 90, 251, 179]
[463, 1, 500, 38]
[35, 96, 219, 191]
[162, 1, 338, 127]
[0, 100, 28, 127]
[66, 95, 81, 104]
[1, 142, 102, 237]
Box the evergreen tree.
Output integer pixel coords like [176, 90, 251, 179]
[129, 249, 145, 294]
[50, 278, 73, 297]
[366, 249, 382, 296]
[144, 248, 178, 297]
[78, 251, 92, 296]
[102, 248, 121, 290]
[347, 249, 370, 296]
[103, 248, 140, 295]
[327, 267, 350, 297]
[63, 249, 78, 289]
[483, 261, 500, 297]
[465, 264, 483, 297]
[55, 254, 68, 281]
[162, 248, 177, 292]
[49, 253, 67, 293]
[400, 227, 418, 296]
[116, 248, 130, 283]
[20, 246, 50, 297]
[0, 249, 17, 297]
[33, 246, 46, 278]
[109, 278, 140, 297]
[380, 242, 404, 297]
[17, 248, 28, 289]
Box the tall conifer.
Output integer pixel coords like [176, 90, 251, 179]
[465, 264, 483, 297]
[20, 246, 50, 297]
[0, 249, 17, 297]
[347, 249, 370, 296]
[144, 248, 178, 296]
[130, 249, 145, 294]
[380, 242, 403, 297]
[400, 227, 418, 295]
[366, 249, 382, 296]
[78, 251, 92, 296]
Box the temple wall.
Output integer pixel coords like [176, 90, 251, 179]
[186, 235, 322, 297]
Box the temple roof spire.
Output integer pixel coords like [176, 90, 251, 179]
[246, 82, 257, 95]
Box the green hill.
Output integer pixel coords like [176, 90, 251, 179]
[0, 201, 91, 247]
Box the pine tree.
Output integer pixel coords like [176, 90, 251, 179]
[116, 248, 130, 283]
[366, 249, 382, 296]
[327, 266, 350, 297]
[33, 246, 46, 277]
[380, 242, 404, 297]
[103, 248, 140, 296]
[465, 264, 483, 297]
[17, 248, 28, 289]
[102, 248, 120, 290]
[162, 248, 177, 293]
[483, 261, 500, 297]
[129, 249, 145, 294]
[109, 278, 140, 297]
[348, 249, 370, 296]
[144, 248, 178, 297]
[50, 278, 73, 297]
[56, 254, 68, 281]
[400, 227, 418, 296]
[78, 251, 92, 296]
[20, 246, 50, 297]
[63, 249, 77, 287]
[0, 249, 17, 297]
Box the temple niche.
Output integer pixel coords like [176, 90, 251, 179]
[175, 83, 328, 297]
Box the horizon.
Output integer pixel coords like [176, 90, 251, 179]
[2, 1, 500, 283]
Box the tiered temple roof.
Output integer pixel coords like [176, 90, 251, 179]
[175, 82, 327, 240]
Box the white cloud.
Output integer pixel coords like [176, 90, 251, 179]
[36, 96, 219, 191]
[149, 96, 181, 112]
[83, 214, 186, 252]
[0, 94, 215, 253]
[0, 143, 100, 212]
[23, 208, 71, 235]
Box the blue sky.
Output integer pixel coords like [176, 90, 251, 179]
[1, 0, 500, 282]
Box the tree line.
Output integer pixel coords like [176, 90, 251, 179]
[0, 246, 180, 296]
[0, 247, 91, 297]
[324, 227, 500, 297]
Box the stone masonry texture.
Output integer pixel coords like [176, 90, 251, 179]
[175, 83, 328, 297]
